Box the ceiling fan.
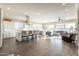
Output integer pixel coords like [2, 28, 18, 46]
[58, 17, 62, 21]
[4, 17, 12, 21]
[25, 15, 32, 25]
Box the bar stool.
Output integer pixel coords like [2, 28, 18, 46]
[33, 30, 37, 39]
[28, 30, 33, 40]
[21, 31, 28, 41]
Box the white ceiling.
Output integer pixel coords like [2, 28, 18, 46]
[0, 3, 77, 23]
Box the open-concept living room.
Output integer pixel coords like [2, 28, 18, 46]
[0, 3, 79, 56]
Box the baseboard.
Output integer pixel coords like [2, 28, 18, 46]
[3, 37, 15, 39]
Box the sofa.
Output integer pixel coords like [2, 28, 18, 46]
[62, 33, 76, 43]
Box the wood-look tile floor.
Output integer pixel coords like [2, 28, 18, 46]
[0, 36, 78, 56]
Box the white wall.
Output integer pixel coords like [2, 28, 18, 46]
[0, 9, 3, 48]
[77, 4, 79, 47]
[76, 4, 79, 47]
[76, 4, 79, 56]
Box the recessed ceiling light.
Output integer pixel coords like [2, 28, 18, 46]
[62, 3, 66, 6]
[6, 14, 9, 16]
[65, 9, 68, 12]
[24, 13, 28, 15]
[7, 7, 10, 10]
